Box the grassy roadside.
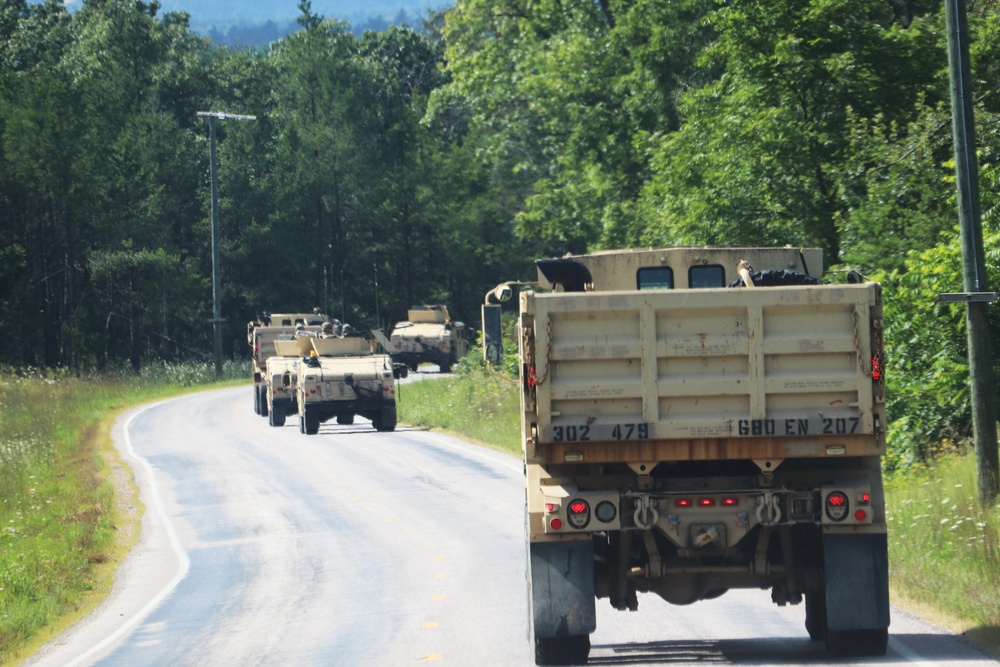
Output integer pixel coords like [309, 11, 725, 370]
[0, 363, 245, 666]
[400, 361, 1000, 658]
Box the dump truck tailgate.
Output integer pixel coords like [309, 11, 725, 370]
[521, 284, 884, 463]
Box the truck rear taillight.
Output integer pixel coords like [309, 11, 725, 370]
[825, 491, 849, 522]
[545, 503, 558, 513]
[567, 499, 590, 528]
[698, 498, 715, 507]
[550, 518, 563, 530]
[675, 498, 693, 508]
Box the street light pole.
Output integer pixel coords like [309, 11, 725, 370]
[197, 111, 256, 378]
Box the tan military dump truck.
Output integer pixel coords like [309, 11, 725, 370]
[247, 311, 325, 417]
[482, 247, 888, 666]
[389, 305, 471, 373]
[296, 330, 407, 435]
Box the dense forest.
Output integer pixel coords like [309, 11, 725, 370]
[2, 0, 1000, 466]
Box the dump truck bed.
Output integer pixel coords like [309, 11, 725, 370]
[521, 283, 884, 464]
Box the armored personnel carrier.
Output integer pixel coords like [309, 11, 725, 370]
[296, 330, 406, 435]
[389, 305, 470, 373]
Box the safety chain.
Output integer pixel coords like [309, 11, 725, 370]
[530, 319, 553, 386]
[853, 309, 873, 376]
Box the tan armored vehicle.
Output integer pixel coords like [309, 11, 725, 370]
[263, 338, 313, 427]
[247, 311, 325, 416]
[389, 305, 470, 373]
[296, 330, 406, 435]
[483, 247, 888, 665]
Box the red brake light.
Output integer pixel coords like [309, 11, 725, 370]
[675, 498, 693, 508]
[698, 498, 715, 507]
[871, 356, 882, 382]
[825, 491, 850, 522]
[569, 501, 588, 515]
[860, 492, 871, 503]
[722, 497, 738, 506]
[545, 503, 558, 513]
[550, 518, 563, 530]
[855, 509, 868, 521]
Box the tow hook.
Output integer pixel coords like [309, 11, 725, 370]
[633, 495, 659, 530]
[755, 491, 783, 526]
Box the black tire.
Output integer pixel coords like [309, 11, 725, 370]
[438, 363, 451, 373]
[258, 385, 269, 417]
[409, 362, 419, 372]
[253, 385, 261, 415]
[336, 414, 355, 425]
[534, 635, 590, 666]
[374, 406, 396, 432]
[303, 408, 320, 435]
[269, 400, 286, 427]
[804, 589, 826, 641]
[826, 629, 888, 657]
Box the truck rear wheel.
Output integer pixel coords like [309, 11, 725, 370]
[269, 400, 286, 427]
[816, 533, 890, 656]
[253, 386, 261, 414]
[804, 589, 826, 641]
[374, 406, 396, 432]
[336, 414, 355, 425]
[258, 385, 268, 417]
[301, 408, 319, 435]
[534, 635, 590, 666]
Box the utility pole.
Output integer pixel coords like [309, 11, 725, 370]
[941, 0, 999, 505]
[197, 111, 257, 378]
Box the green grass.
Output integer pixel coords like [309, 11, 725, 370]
[0, 361, 245, 665]
[885, 454, 1000, 648]
[397, 356, 522, 454]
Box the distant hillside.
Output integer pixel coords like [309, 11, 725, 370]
[60, 0, 450, 45]
[156, 0, 450, 32]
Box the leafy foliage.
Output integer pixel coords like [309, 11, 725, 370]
[880, 231, 1000, 472]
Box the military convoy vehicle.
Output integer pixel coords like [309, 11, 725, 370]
[482, 247, 888, 665]
[263, 338, 312, 427]
[248, 311, 326, 416]
[389, 305, 470, 373]
[296, 330, 407, 435]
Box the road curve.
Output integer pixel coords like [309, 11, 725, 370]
[23, 386, 999, 667]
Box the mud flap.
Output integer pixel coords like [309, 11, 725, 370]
[528, 540, 596, 640]
[822, 533, 890, 631]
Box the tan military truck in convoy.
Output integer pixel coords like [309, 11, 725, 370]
[482, 247, 888, 666]
[248, 311, 325, 416]
[296, 330, 407, 435]
[389, 305, 471, 373]
[263, 338, 313, 427]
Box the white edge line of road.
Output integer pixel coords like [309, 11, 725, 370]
[416, 432, 523, 474]
[65, 400, 191, 667]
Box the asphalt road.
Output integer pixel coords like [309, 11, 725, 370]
[22, 386, 999, 667]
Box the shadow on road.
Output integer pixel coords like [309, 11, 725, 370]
[588, 631, 992, 665]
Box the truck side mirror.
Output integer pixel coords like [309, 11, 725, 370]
[482, 304, 503, 363]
